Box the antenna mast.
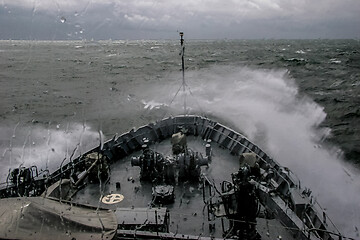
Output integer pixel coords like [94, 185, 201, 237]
[180, 32, 186, 115]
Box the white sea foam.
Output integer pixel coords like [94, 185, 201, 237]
[0, 123, 100, 180]
[330, 58, 342, 64]
[148, 65, 359, 237]
[141, 100, 168, 110]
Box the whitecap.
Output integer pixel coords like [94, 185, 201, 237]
[330, 58, 341, 64]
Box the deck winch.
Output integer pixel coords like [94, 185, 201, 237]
[132, 133, 209, 185]
[131, 132, 209, 205]
[177, 149, 209, 181]
[131, 144, 176, 184]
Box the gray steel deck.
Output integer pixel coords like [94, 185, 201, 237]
[72, 136, 297, 239]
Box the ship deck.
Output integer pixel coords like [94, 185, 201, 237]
[72, 136, 298, 239]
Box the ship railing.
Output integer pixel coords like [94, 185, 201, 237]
[310, 197, 342, 237]
[307, 228, 355, 240]
[203, 123, 294, 192]
[216, 217, 350, 240]
[113, 208, 351, 240]
[0, 115, 317, 211]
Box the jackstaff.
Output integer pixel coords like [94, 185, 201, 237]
[179, 32, 186, 115]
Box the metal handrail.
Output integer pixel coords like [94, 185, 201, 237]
[307, 228, 354, 240]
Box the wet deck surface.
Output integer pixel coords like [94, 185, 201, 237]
[72, 136, 296, 239]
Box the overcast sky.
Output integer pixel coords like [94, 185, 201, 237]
[1, 0, 360, 40]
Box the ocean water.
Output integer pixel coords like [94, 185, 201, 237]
[0, 39, 359, 237]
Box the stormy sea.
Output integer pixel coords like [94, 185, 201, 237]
[0, 39, 359, 238]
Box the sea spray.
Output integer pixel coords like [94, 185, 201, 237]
[0, 122, 100, 181]
[144, 65, 359, 237]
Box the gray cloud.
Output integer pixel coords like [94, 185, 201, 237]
[1, 0, 360, 39]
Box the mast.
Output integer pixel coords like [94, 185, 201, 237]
[179, 32, 186, 115]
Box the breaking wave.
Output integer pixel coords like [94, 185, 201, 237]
[148, 65, 360, 238]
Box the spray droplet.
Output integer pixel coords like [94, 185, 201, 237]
[60, 16, 66, 23]
[74, 11, 79, 17]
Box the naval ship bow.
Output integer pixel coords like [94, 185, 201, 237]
[0, 33, 348, 240]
